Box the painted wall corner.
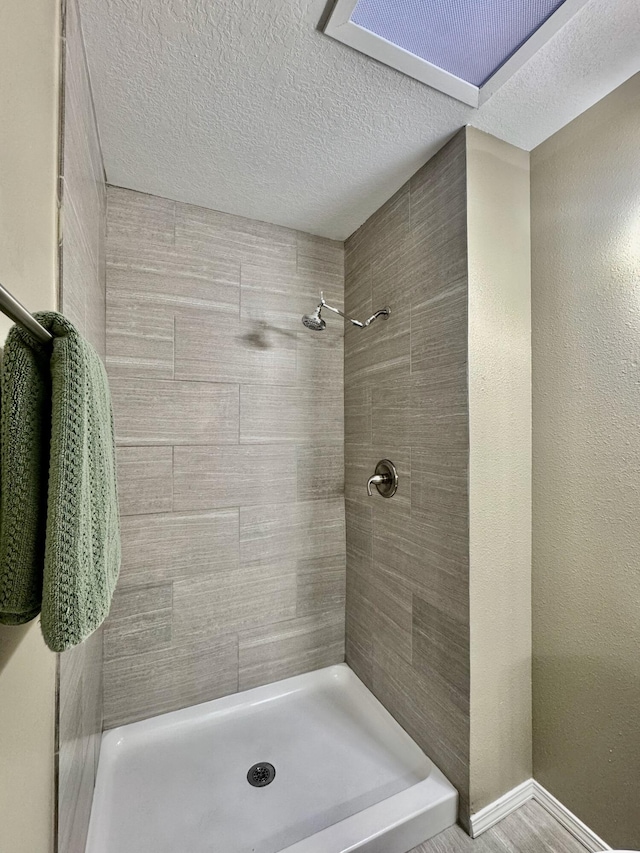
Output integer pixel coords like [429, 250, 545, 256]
[466, 126, 533, 814]
[0, 0, 62, 850]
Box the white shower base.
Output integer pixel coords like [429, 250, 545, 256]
[85, 664, 457, 853]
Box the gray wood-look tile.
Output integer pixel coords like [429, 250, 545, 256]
[111, 378, 239, 445]
[406, 228, 468, 307]
[174, 444, 297, 510]
[238, 611, 345, 691]
[109, 228, 246, 285]
[297, 445, 345, 501]
[103, 634, 239, 729]
[64, 0, 103, 210]
[240, 262, 308, 300]
[105, 261, 240, 379]
[345, 611, 374, 687]
[172, 564, 297, 641]
[58, 629, 103, 817]
[344, 305, 410, 386]
[296, 554, 346, 617]
[61, 188, 95, 338]
[108, 583, 173, 621]
[58, 729, 96, 853]
[296, 327, 344, 390]
[175, 202, 298, 272]
[344, 501, 375, 687]
[372, 509, 468, 624]
[107, 187, 176, 272]
[107, 259, 240, 312]
[240, 385, 342, 444]
[296, 232, 344, 279]
[240, 263, 344, 328]
[174, 313, 296, 385]
[371, 367, 468, 449]
[412, 594, 469, 708]
[58, 647, 85, 750]
[344, 130, 470, 818]
[240, 499, 345, 567]
[58, 3, 107, 851]
[104, 584, 173, 661]
[105, 188, 345, 729]
[345, 385, 372, 445]
[345, 499, 372, 577]
[240, 286, 319, 330]
[411, 447, 468, 531]
[346, 184, 411, 279]
[250, 220, 300, 270]
[349, 561, 413, 663]
[373, 641, 469, 813]
[411, 285, 467, 375]
[118, 510, 239, 586]
[63, 106, 101, 257]
[58, 588, 104, 851]
[371, 247, 413, 309]
[410, 130, 467, 248]
[344, 261, 372, 326]
[106, 291, 175, 379]
[116, 446, 173, 516]
[345, 253, 411, 383]
[409, 801, 592, 853]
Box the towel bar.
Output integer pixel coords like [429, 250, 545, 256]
[0, 282, 52, 343]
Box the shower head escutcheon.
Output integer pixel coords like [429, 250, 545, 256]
[301, 292, 390, 332]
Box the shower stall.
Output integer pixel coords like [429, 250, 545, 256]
[58, 12, 532, 840]
[77, 125, 472, 851]
[84, 137, 476, 845]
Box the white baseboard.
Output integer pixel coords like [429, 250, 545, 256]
[531, 781, 611, 852]
[470, 779, 534, 837]
[469, 778, 611, 852]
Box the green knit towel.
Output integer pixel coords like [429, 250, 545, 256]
[0, 312, 120, 651]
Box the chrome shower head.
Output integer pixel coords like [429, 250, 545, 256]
[302, 291, 390, 332]
[301, 305, 326, 331]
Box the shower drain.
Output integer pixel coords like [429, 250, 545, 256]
[247, 762, 276, 787]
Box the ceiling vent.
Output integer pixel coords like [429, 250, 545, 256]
[324, 0, 590, 107]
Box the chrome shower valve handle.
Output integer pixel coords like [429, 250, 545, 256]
[366, 472, 390, 496]
[367, 460, 398, 498]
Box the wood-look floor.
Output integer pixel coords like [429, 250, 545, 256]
[410, 802, 590, 853]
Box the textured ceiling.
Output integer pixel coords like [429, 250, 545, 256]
[79, 0, 639, 239]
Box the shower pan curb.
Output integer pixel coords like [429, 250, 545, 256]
[86, 664, 458, 853]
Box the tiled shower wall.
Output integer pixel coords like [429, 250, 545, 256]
[344, 130, 470, 819]
[57, 0, 107, 850]
[103, 187, 346, 728]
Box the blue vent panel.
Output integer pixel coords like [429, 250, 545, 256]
[350, 0, 567, 86]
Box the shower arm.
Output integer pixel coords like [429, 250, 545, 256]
[319, 292, 390, 328]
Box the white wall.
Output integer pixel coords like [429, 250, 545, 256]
[0, 0, 60, 341]
[0, 0, 61, 850]
[467, 127, 532, 812]
[531, 72, 640, 849]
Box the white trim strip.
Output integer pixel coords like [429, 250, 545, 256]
[469, 780, 534, 837]
[532, 781, 611, 853]
[469, 778, 612, 851]
[478, 0, 592, 104]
